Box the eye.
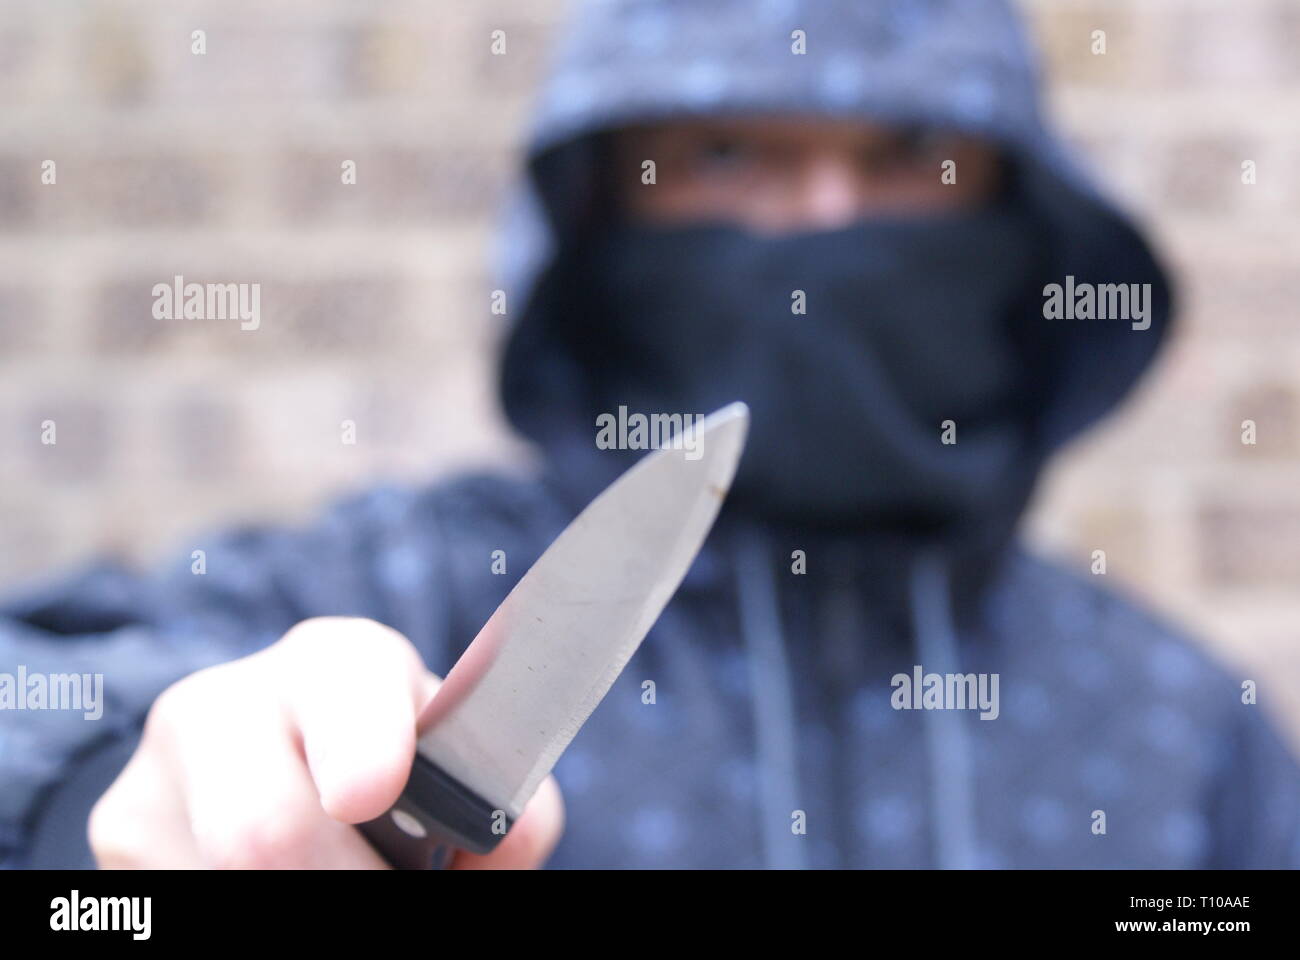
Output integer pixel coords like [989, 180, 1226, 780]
[693, 136, 752, 169]
[902, 128, 953, 161]
[862, 129, 948, 173]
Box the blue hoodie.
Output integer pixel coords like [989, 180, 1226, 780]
[4, 0, 1300, 869]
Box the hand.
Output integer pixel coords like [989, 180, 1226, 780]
[88, 616, 565, 869]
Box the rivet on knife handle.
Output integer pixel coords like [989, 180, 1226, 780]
[358, 749, 512, 870]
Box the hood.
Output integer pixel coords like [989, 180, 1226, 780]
[496, 0, 1174, 517]
[489, 0, 1176, 870]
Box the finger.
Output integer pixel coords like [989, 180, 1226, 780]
[160, 660, 391, 869]
[89, 739, 203, 869]
[274, 617, 437, 825]
[451, 774, 565, 870]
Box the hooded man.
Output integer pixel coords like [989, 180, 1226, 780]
[4, 0, 1299, 869]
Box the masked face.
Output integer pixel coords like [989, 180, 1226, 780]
[571, 204, 1046, 529]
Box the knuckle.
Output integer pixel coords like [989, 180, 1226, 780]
[197, 812, 317, 870]
[87, 785, 137, 864]
[86, 792, 118, 852]
[279, 616, 419, 668]
[143, 666, 224, 738]
[140, 692, 175, 743]
[277, 616, 337, 649]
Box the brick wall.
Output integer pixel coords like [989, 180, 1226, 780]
[1018, 0, 1300, 744]
[0, 0, 552, 580]
[2, 1, 1297, 742]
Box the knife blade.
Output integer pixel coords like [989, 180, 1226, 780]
[358, 402, 749, 868]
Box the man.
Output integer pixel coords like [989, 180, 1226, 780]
[4, 0, 1299, 869]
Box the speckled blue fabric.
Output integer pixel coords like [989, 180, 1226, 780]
[6, 474, 1297, 868]
[3, 0, 1299, 869]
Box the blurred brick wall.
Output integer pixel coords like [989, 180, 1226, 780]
[2, 2, 1297, 740]
[1017, 0, 1300, 745]
[0, 0, 554, 579]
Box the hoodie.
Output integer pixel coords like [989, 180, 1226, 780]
[3, 0, 1300, 869]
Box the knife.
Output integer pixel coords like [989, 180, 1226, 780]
[357, 402, 749, 869]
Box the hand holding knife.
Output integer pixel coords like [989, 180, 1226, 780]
[358, 403, 749, 869]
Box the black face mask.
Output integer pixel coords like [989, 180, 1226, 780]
[566, 204, 1045, 530]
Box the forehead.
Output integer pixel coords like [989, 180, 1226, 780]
[615, 114, 933, 148]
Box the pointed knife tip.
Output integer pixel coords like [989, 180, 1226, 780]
[700, 402, 749, 483]
[713, 400, 750, 424]
[704, 402, 750, 446]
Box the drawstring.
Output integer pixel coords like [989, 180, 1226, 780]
[731, 528, 976, 870]
[909, 549, 978, 869]
[733, 526, 807, 870]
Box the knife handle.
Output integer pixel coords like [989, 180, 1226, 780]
[357, 751, 513, 869]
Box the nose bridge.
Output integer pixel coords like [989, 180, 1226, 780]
[797, 151, 863, 230]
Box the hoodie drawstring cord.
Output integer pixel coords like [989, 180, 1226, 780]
[733, 526, 807, 870]
[731, 531, 976, 869]
[909, 549, 978, 869]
